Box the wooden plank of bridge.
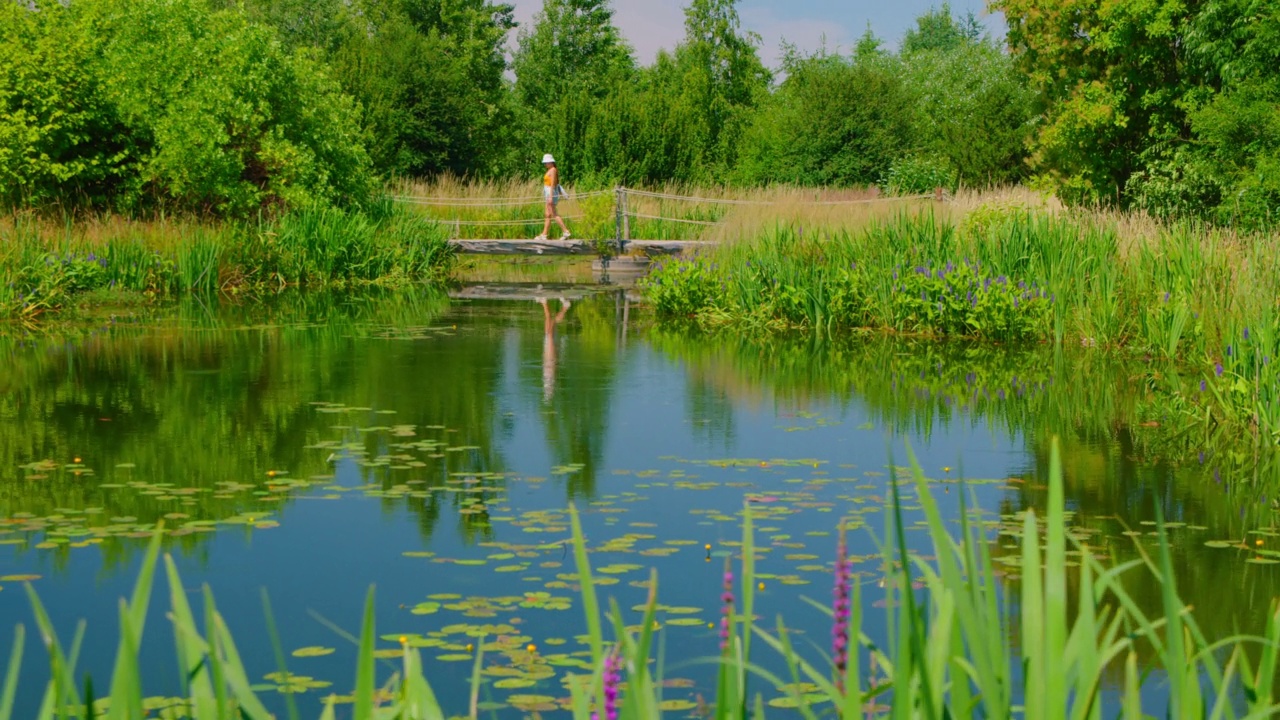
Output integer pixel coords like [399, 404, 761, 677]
[447, 239, 705, 256]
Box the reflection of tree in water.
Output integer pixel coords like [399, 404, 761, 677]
[0, 288, 522, 566]
[991, 431, 1280, 664]
[520, 292, 624, 501]
[651, 328, 1280, 676]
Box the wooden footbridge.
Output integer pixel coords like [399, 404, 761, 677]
[393, 187, 942, 257]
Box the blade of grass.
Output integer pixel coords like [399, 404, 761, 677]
[260, 589, 299, 720]
[569, 503, 604, 663]
[354, 587, 377, 720]
[0, 625, 23, 720]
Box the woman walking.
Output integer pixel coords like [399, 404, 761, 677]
[535, 154, 571, 241]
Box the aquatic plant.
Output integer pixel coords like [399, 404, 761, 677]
[4, 440, 1279, 718]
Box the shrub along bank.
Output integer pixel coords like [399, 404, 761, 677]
[642, 205, 1280, 443]
[0, 204, 454, 321]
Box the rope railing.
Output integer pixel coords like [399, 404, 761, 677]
[398, 185, 945, 240]
[445, 216, 583, 226]
[625, 211, 721, 226]
[392, 189, 612, 206]
[622, 188, 936, 206]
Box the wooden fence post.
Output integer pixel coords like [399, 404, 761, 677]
[615, 186, 624, 256]
[621, 189, 630, 247]
[934, 186, 944, 203]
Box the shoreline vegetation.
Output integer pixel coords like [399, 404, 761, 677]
[4, 442, 1278, 719]
[641, 192, 1280, 448]
[0, 203, 455, 322]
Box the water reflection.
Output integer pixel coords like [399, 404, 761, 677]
[538, 296, 571, 402]
[1, 285, 1279, 715]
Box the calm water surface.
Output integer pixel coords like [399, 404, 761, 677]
[1, 284, 1277, 717]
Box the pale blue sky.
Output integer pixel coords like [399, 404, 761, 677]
[509, 0, 1005, 67]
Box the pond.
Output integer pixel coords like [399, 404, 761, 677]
[1, 280, 1278, 717]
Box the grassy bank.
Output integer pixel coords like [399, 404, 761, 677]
[642, 199, 1280, 443]
[0, 202, 455, 321]
[4, 441, 1277, 718]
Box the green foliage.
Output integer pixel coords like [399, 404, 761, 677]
[881, 155, 957, 195]
[899, 40, 1033, 187]
[329, 0, 516, 179]
[900, 2, 983, 55]
[0, 0, 375, 216]
[0, 0, 129, 206]
[999, 0, 1280, 227]
[736, 50, 914, 187]
[0, 205, 454, 319]
[512, 0, 635, 172]
[894, 261, 1052, 339]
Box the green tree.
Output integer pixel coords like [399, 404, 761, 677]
[511, 0, 634, 175]
[901, 3, 982, 55]
[900, 17, 1032, 187]
[1, 0, 375, 214]
[0, 0, 129, 206]
[735, 50, 914, 187]
[671, 0, 771, 178]
[994, 0, 1198, 206]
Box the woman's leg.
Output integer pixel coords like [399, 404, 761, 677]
[541, 201, 554, 238]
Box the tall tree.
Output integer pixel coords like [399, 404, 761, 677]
[901, 3, 983, 55]
[331, 0, 516, 178]
[512, 0, 633, 111]
[511, 0, 633, 172]
[671, 0, 771, 177]
[993, 0, 1199, 206]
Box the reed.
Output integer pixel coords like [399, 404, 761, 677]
[4, 441, 1276, 719]
[0, 205, 455, 320]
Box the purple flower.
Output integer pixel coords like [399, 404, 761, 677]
[832, 524, 852, 691]
[1243, 327, 1250, 341]
[1227, 346, 1233, 357]
[1215, 362, 1224, 377]
[720, 561, 734, 653]
[601, 651, 622, 720]
[1163, 292, 1170, 303]
[1200, 379, 1206, 392]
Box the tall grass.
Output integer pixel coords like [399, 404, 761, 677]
[5, 440, 1276, 718]
[0, 204, 455, 321]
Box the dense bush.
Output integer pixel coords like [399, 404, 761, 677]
[0, 0, 375, 216]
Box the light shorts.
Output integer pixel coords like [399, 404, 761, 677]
[544, 186, 560, 205]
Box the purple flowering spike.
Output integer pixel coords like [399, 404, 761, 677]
[1215, 362, 1224, 377]
[1244, 327, 1250, 341]
[601, 651, 623, 720]
[719, 560, 734, 653]
[832, 523, 852, 692]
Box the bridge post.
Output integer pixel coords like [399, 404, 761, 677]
[621, 188, 630, 248]
[615, 186, 624, 256]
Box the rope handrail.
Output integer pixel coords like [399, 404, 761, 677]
[626, 211, 721, 227]
[392, 189, 612, 206]
[624, 188, 935, 206]
[440, 216, 583, 226]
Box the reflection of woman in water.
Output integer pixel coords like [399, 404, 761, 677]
[539, 296, 571, 401]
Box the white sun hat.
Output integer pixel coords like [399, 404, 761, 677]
[542, 153, 556, 164]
